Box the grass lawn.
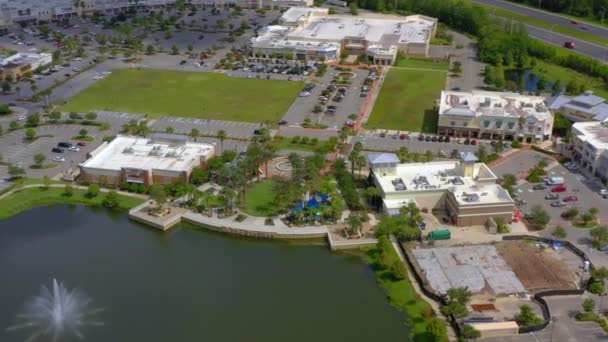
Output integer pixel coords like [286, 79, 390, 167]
[533, 60, 608, 98]
[366, 68, 445, 132]
[395, 58, 450, 71]
[242, 179, 278, 217]
[0, 186, 144, 220]
[471, 1, 608, 46]
[62, 69, 303, 123]
[365, 244, 438, 342]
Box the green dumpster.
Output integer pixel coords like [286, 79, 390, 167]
[428, 230, 451, 240]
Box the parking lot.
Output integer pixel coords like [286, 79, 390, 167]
[0, 125, 104, 178]
[485, 296, 607, 342]
[150, 116, 263, 140]
[281, 68, 369, 129]
[353, 133, 479, 155]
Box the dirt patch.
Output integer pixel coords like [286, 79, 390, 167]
[496, 241, 576, 292]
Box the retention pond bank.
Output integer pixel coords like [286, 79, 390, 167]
[0, 205, 411, 342]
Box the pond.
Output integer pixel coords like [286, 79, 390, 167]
[0, 206, 411, 342]
[506, 69, 555, 92]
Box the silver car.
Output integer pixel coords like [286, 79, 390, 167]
[545, 193, 559, 200]
[551, 200, 567, 207]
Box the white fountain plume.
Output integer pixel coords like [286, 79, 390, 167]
[7, 279, 104, 342]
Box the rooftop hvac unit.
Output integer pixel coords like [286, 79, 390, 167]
[123, 147, 134, 154]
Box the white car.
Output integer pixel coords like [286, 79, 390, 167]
[600, 189, 608, 198]
[101, 71, 112, 75]
[299, 91, 310, 97]
[93, 75, 103, 80]
[72, 67, 80, 72]
[67, 146, 80, 152]
[73, 57, 83, 61]
[17, 115, 26, 121]
[53, 156, 66, 162]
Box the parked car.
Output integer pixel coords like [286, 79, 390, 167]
[418, 135, 424, 141]
[51, 147, 64, 153]
[399, 134, 408, 140]
[561, 211, 576, 219]
[299, 91, 310, 97]
[471, 139, 477, 145]
[77, 142, 87, 147]
[53, 156, 66, 162]
[564, 41, 575, 49]
[533, 184, 547, 190]
[67, 146, 80, 152]
[524, 212, 535, 220]
[545, 193, 559, 200]
[551, 185, 567, 192]
[563, 196, 578, 202]
[463, 139, 470, 145]
[57, 142, 72, 148]
[551, 200, 568, 207]
[425, 136, 431, 142]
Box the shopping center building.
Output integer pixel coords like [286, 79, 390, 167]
[79, 134, 215, 186]
[250, 7, 437, 64]
[437, 90, 554, 143]
[367, 152, 514, 227]
[0, 52, 52, 82]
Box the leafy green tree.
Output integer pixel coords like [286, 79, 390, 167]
[462, 324, 481, 340]
[349, 2, 358, 15]
[447, 287, 472, 304]
[33, 153, 46, 166]
[85, 112, 97, 121]
[515, 304, 543, 326]
[63, 184, 74, 197]
[217, 129, 227, 154]
[26, 113, 40, 127]
[171, 44, 179, 55]
[588, 282, 606, 295]
[346, 212, 362, 236]
[149, 185, 167, 206]
[25, 128, 36, 140]
[2, 81, 11, 93]
[582, 298, 595, 313]
[102, 190, 120, 208]
[87, 183, 100, 198]
[79, 128, 88, 137]
[552, 225, 567, 239]
[591, 226, 608, 248]
[592, 267, 608, 281]
[49, 111, 61, 121]
[8, 164, 25, 178]
[390, 260, 407, 280]
[189, 128, 200, 142]
[426, 317, 447, 342]
[530, 205, 550, 230]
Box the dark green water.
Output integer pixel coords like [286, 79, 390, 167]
[0, 205, 410, 342]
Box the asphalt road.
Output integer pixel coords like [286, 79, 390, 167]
[474, 0, 608, 39]
[525, 24, 608, 63]
[476, 0, 608, 62]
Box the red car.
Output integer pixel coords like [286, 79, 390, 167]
[471, 139, 477, 145]
[551, 185, 567, 192]
[399, 134, 408, 140]
[344, 120, 355, 128]
[564, 41, 575, 49]
[561, 211, 575, 219]
[77, 142, 87, 147]
[563, 195, 578, 202]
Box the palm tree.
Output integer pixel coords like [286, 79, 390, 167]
[189, 128, 200, 142]
[447, 287, 472, 304]
[346, 213, 362, 236]
[217, 129, 226, 155]
[219, 186, 236, 213]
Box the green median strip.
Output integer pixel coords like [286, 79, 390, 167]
[472, 1, 608, 47]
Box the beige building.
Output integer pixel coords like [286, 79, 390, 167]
[438, 90, 554, 143]
[250, 7, 436, 64]
[0, 52, 52, 82]
[80, 134, 215, 186]
[548, 90, 608, 122]
[367, 152, 514, 227]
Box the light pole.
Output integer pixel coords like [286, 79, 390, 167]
[600, 7, 606, 25]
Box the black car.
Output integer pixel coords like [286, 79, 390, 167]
[52, 147, 64, 153]
[418, 135, 424, 141]
[438, 136, 445, 143]
[57, 142, 72, 148]
[425, 136, 431, 142]
[278, 120, 288, 125]
[431, 136, 438, 142]
[533, 184, 547, 190]
[179, 60, 187, 65]
[444, 136, 451, 143]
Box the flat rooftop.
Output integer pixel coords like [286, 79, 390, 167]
[289, 15, 435, 45]
[548, 91, 608, 121]
[250, 25, 341, 51]
[572, 121, 608, 150]
[413, 245, 526, 295]
[81, 135, 214, 172]
[439, 90, 552, 121]
[0, 52, 50, 68]
[280, 7, 328, 24]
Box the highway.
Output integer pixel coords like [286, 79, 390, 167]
[473, 0, 608, 38]
[525, 24, 608, 62]
[474, 0, 608, 63]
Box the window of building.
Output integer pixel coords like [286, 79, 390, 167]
[463, 122, 468, 127]
[484, 120, 490, 128]
[507, 122, 515, 129]
[496, 121, 503, 128]
[450, 121, 455, 126]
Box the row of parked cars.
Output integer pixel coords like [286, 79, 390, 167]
[51, 141, 86, 155]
